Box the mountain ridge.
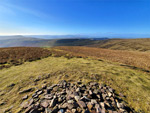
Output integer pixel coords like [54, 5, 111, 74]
[0, 35, 108, 47]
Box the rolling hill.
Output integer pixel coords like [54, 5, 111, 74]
[88, 38, 150, 52]
[0, 36, 54, 47]
[1, 36, 150, 52]
[0, 35, 105, 47]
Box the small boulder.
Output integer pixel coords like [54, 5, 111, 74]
[68, 100, 74, 104]
[22, 95, 28, 100]
[74, 96, 80, 101]
[87, 102, 93, 110]
[50, 97, 57, 107]
[95, 104, 101, 113]
[91, 99, 97, 105]
[40, 101, 49, 108]
[58, 109, 64, 113]
[77, 101, 86, 109]
[19, 88, 34, 94]
[7, 83, 15, 87]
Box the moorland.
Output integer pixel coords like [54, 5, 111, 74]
[0, 38, 150, 112]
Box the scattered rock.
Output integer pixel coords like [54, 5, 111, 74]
[119, 93, 125, 97]
[50, 96, 57, 107]
[95, 104, 101, 112]
[7, 83, 15, 87]
[0, 101, 6, 106]
[76, 87, 80, 92]
[68, 100, 74, 104]
[83, 109, 90, 113]
[61, 103, 68, 109]
[67, 103, 74, 109]
[22, 95, 28, 100]
[77, 101, 86, 109]
[87, 102, 93, 110]
[58, 109, 64, 113]
[100, 102, 105, 108]
[4, 105, 13, 113]
[22, 80, 134, 113]
[24, 105, 33, 113]
[42, 84, 47, 89]
[72, 109, 77, 113]
[91, 99, 97, 105]
[28, 99, 34, 106]
[19, 88, 34, 94]
[37, 90, 43, 95]
[40, 101, 49, 108]
[74, 96, 80, 101]
[20, 101, 28, 109]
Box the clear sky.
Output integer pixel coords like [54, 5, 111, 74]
[0, 0, 149, 37]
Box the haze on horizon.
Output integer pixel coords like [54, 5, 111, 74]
[0, 0, 150, 38]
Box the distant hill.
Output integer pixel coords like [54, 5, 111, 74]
[0, 36, 48, 47]
[24, 35, 109, 39]
[88, 38, 150, 52]
[0, 35, 107, 47]
[2, 35, 150, 51]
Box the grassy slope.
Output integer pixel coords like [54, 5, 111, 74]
[0, 57, 150, 112]
[54, 46, 150, 71]
[89, 38, 150, 52]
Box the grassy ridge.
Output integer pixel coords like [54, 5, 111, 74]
[88, 38, 150, 52]
[0, 57, 150, 112]
[54, 46, 150, 71]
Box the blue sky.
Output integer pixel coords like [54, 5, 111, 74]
[0, 0, 150, 37]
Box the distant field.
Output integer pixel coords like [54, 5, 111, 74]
[0, 47, 52, 69]
[54, 46, 150, 71]
[88, 38, 150, 52]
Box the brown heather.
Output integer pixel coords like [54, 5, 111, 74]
[0, 47, 52, 69]
[54, 46, 150, 71]
[88, 38, 150, 52]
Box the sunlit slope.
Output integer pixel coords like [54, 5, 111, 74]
[54, 46, 150, 71]
[0, 57, 150, 112]
[89, 38, 150, 51]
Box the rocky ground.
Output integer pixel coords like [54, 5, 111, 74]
[20, 80, 134, 113]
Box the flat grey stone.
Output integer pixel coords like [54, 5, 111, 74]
[19, 88, 34, 94]
[40, 101, 49, 108]
[22, 95, 28, 100]
[50, 97, 57, 107]
[74, 96, 80, 101]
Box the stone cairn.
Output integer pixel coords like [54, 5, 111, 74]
[22, 80, 133, 113]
